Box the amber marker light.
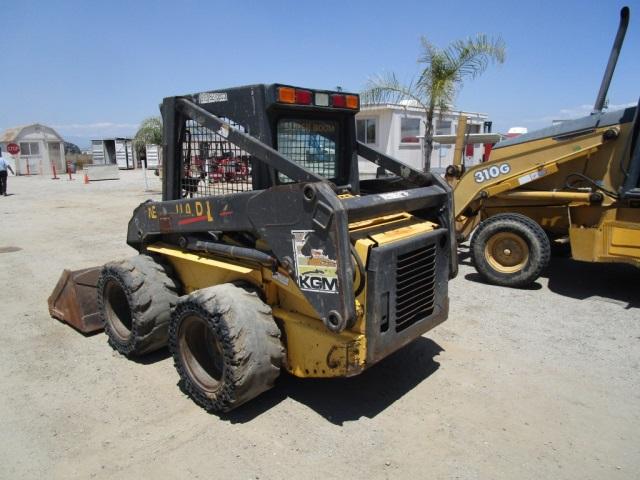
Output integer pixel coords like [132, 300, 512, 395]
[277, 87, 296, 104]
[345, 95, 359, 109]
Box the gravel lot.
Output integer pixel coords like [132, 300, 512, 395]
[0, 170, 638, 479]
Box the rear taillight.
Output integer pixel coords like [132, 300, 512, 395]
[277, 86, 359, 109]
[331, 94, 346, 108]
[295, 89, 312, 105]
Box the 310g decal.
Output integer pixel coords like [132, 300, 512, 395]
[474, 163, 511, 183]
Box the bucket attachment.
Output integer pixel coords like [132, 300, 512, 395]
[48, 267, 103, 334]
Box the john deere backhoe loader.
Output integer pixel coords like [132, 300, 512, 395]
[49, 84, 456, 412]
[445, 6, 640, 287]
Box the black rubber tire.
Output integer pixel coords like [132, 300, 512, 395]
[169, 284, 284, 412]
[97, 254, 180, 357]
[470, 213, 550, 288]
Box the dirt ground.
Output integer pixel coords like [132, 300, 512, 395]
[0, 170, 638, 480]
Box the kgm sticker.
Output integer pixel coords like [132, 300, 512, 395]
[291, 230, 338, 294]
[474, 163, 511, 183]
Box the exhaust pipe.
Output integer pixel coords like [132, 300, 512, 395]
[593, 6, 630, 113]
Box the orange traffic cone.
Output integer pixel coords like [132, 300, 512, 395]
[83, 173, 90, 184]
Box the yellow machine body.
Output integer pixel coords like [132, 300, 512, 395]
[446, 6, 639, 277]
[148, 213, 439, 379]
[449, 114, 640, 269]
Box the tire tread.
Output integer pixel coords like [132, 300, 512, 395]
[169, 283, 284, 412]
[97, 254, 180, 356]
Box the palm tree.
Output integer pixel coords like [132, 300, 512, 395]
[133, 116, 163, 160]
[363, 34, 505, 171]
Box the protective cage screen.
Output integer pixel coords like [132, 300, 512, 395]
[180, 118, 253, 198]
[276, 118, 338, 182]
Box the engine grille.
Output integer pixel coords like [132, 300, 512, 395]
[395, 243, 437, 332]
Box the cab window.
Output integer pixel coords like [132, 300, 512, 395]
[276, 118, 338, 182]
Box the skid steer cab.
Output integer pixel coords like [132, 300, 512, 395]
[51, 83, 456, 412]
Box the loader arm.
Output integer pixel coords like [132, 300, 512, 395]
[127, 180, 449, 332]
[454, 4, 633, 227]
[454, 126, 612, 220]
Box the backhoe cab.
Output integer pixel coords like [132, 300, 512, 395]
[52, 83, 456, 412]
[447, 6, 640, 288]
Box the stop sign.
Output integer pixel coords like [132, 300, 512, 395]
[6, 143, 20, 155]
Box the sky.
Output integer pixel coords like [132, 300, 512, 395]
[2, 0, 639, 148]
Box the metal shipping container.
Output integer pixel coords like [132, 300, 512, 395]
[126, 141, 135, 168]
[115, 139, 135, 169]
[145, 144, 162, 169]
[92, 140, 106, 165]
[92, 138, 135, 169]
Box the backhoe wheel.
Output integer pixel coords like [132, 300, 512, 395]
[97, 255, 180, 357]
[471, 213, 550, 288]
[169, 284, 284, 412]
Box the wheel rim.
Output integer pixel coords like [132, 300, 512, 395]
[104, 279, 133, 341]
[484, 232, 529, 274]
[178, 314, 225, 395]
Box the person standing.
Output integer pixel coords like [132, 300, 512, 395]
[0, 148, 16, 196]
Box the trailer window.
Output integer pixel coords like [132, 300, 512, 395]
[19, 142, 40, 156]
[400, 117, 420, 144]
[276, 119, 338, 181]
[357, 118, 377, 144]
